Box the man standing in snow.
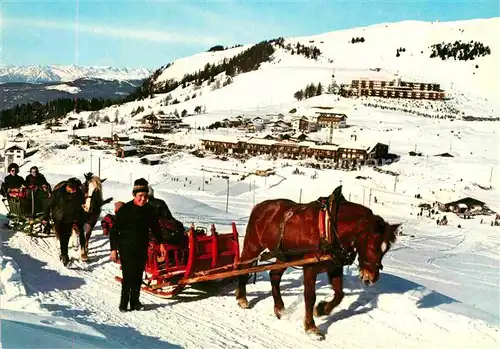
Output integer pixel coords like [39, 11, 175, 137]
[42, 178, 85, 266]
[109, 178, 166, 312]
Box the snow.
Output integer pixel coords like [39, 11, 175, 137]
[45, 84, 81, 94]
[0, 65, 152, 83]
[1, 17, 500, 349]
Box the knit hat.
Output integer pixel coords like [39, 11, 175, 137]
[133, 178, 149, 195]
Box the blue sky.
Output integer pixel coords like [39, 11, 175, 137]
[1, 0, 498, 69]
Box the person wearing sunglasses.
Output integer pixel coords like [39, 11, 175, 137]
[25, 166, 51, 191]
[1, 163, 26, 197]
[42, 177, 85, 266]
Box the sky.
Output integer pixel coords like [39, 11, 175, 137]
[0, 0, 498, 69]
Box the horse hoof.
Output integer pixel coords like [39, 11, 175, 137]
[237, 298, 249, 309]
[306, 328, 325, 341]
[314, 301, 328, 317]
[274, 305, 285, 319]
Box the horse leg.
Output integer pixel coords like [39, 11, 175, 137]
[83, 221, 95, 253]
[270, 268, 286, 319]
[303, 265, 324, 340]
[314, 266, 344, 317]
[235, 243, 262, 309]
[79, 224, 89, 261]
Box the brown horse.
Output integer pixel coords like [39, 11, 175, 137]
[235, 187, 400, 340]
[53, 173, 112, 260]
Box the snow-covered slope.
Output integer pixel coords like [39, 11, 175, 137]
[0, 65, 152, 84]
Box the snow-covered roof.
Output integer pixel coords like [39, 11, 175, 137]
[298, 141, 318, 147]
[5, 140, 28, 151]
[337, 140, 372, 151]
[200, 135, 248, 144]
[310, 144, 339, 151]
[118, 146, 137, 152]
[246, 138, 276, 146]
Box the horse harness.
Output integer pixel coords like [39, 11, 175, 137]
[273, 186, 362, 266]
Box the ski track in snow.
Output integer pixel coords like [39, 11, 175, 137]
[3, 218, 499, 349]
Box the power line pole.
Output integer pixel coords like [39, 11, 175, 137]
[393, 175, 398, 192]
[225, 177, 229, 213]
[368, 188, 372, 205]
[489, 166, 494, 184]
[201, 166, 204, 191]
[299, 188, 302, 203]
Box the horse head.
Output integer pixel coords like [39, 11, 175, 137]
[82, 174, 104, 214]
[355, 214, 400, 285]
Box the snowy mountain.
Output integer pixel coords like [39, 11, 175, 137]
[143, 17, 499, 113]
[0, 64, 152, 84]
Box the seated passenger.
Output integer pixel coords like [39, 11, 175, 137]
[25, 166, 51, 191]
[1, 163, 26, 197]
[147, 186, 186, 246]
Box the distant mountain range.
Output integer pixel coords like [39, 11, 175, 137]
[0, 78, 145, 110]
[0, 65, 152, 110]
[0, 65, 152, 84]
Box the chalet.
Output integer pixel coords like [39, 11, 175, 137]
[252, 117, 265, 131]
[292, 116, 310, 132]
[3, 140, 28, 169]
[116, 146, 138, 158]
[272, 120, 292, 133]
[440, 197, 487, 213]
[140, 114, 180, 133]
[316, 113, 347, 129]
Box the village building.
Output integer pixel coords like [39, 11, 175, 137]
[271, 120, 292, 133]
[438, 197, 487, 214]
[292, 116, 310, 132]
[199, 134, 390, 165]
[200, 135, 248, 155]
[349, 76, 446, 100]
[116, 146, 138, 158]
[252, 117, 265, 131]
[3, 140, 28, 170]
[244, 138, 275, 155]
[316, 113, 347, 129]
[140, 114, 181, 133]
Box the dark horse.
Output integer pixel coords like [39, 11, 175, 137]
[53, 172, 112, 261]
[235, 186, 400, 340]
